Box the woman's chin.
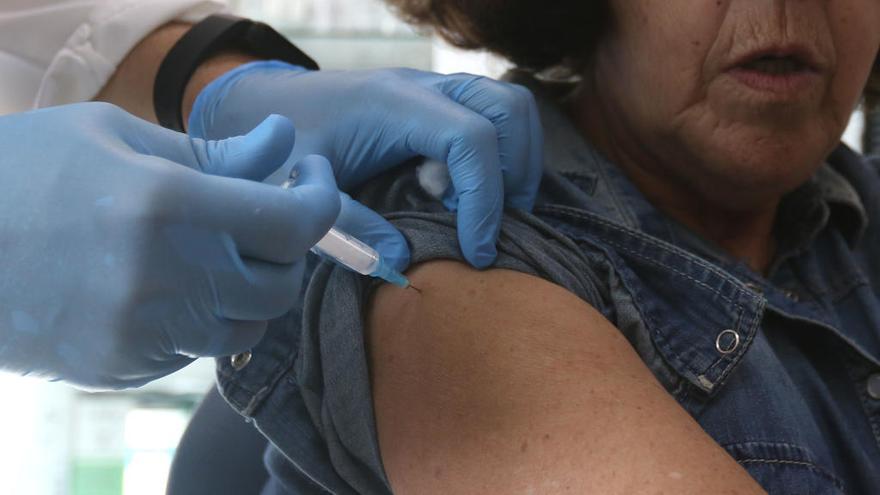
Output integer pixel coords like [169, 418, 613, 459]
[682, 131, 833, 207]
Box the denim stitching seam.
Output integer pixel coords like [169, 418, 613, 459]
[539, 205, 751, 303]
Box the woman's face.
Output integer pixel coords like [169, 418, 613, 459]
[589, 0, 880, 209]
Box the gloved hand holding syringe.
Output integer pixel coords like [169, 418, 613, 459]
[282, 166, 421, 293]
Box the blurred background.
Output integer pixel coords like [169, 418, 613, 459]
[0, 1, 870, 494]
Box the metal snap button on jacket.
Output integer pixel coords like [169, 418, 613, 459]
[231, 351, 252, 371]
[867, 374, 880, 401]
[715, 329, 741, 355]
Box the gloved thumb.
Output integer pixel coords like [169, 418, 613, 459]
[193, 114, 296, 180]
[335, 194, 411, 272]
[138, 114, 296, 181]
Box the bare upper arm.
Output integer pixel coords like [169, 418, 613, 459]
[366, 260, 765, 494]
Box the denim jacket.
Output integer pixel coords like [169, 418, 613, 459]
[216, 72, 880, 495]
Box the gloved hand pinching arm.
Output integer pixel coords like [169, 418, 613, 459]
[188, 63, 544, 270]
[0, 103, 338, 390]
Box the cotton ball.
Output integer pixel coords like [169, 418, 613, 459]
[416, 160, 451, 200]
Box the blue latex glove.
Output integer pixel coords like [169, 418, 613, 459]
[0, 103, 340, 390]
[189, 62, 544, 269]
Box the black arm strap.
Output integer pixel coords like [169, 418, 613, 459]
[154, 14, 319, 132]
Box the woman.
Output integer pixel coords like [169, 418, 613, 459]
[215, 1, 880, 493]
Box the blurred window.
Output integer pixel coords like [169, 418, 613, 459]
[231, 0, 434, 71]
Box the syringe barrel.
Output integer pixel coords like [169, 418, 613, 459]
[310, 227, 380, 276]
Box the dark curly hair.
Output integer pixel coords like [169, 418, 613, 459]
[385, 0, 879, 107]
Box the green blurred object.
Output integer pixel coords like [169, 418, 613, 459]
[72, 459, 123, 495]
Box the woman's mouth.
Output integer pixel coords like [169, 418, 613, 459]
[726, 49, 823, 98]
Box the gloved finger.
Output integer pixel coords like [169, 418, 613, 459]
[334, 193, 410, 272]
[136, 114, 296, 181]
[176, 316, 269, 359]
[209, 257, 306, 322]
[154, 227, 306, 324]
[84, 354, 196, 392]
[127, 288, 270, 359]
[502, 84, 543, 210]
[388, 89, 504, 268]
[134, 355, 197, 389]
[521, 85, 545, 209]
[188, 154, 341, 264]
[438, 75, 544, 211]
[446, 127, 504, 269]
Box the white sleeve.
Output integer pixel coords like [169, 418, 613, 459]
[0, 0, 228, 114]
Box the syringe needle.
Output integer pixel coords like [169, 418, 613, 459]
[407, 284, 423, 294]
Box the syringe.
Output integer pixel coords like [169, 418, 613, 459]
[281, 170, 418, 291]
